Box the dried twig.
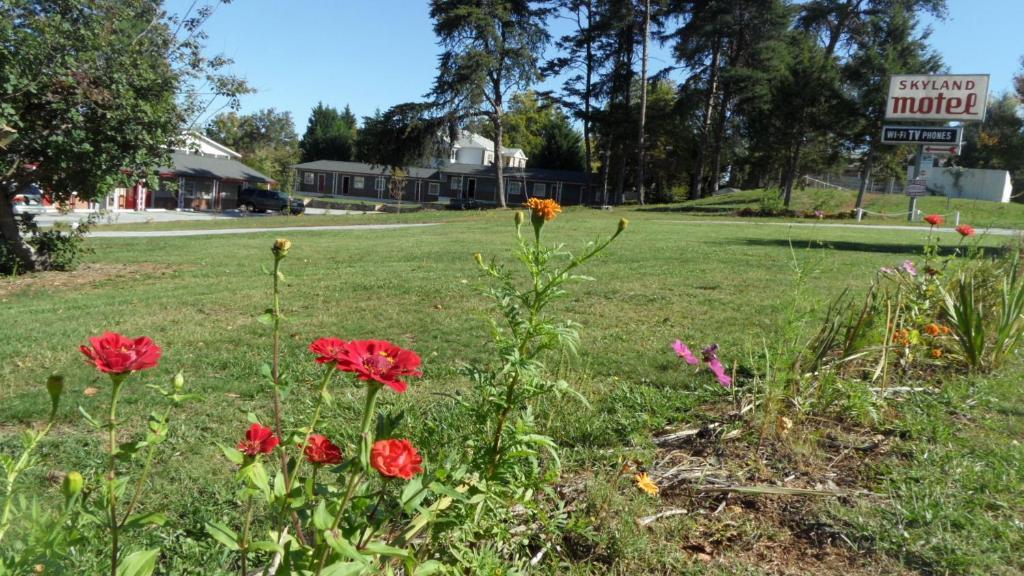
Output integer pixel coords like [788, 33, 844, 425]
[636, 508, 688, 527]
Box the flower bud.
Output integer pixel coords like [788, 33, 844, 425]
[62, 471, 84, 499]
[618, 218, 629, 233]
[473, 252, 484, 267]
[172, 371, 185, 393]
[514, 211, 524, 227]
[46, 374, 64, 410]
[272, 238, 291, 257]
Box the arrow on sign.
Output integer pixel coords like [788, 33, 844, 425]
[922, 145, 959, 155]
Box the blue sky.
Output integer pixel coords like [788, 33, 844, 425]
[169, 0, 1024, 131]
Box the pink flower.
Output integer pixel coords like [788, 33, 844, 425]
[900, 260, 917, 277]
[672, 340, 699, 365]
[707, 358, 732, 388]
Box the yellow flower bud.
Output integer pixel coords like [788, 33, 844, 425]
[514, 211, 524, 227]
[272, 238, 291, 257]
[618, 218, 629, 233]
[473, 252, 484, 267]
[173, 371, 185, 393]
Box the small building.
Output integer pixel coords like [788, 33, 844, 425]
[293, 160, 593, 206]
[449, 131, 528, 168]
[104, 133, 275, 211]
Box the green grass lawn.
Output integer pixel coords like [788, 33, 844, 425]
[1, 208, 1021, 574]
[659, 188, 1024, 230]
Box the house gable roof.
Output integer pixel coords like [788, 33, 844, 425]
[292, 160, 439, 179]
[160, 152, 274, 183]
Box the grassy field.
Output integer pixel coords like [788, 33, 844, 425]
[660, 188, 1024, 230]
[1, 207, 1022, 574]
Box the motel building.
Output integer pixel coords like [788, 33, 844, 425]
[58, 133, 274, 212]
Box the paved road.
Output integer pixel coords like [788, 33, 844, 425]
[665, 219, 1024, 236]
[34, 207, 372, 228]
[88, 223, 438, 238]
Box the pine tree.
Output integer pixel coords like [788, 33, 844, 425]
[299, 102, 357, 162]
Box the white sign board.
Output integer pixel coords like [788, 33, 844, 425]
[886, 74, 989, 122]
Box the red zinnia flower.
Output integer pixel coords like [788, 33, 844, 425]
[333, 340, 422, 393]
[955, 224, 975, 237]
[370, 439, 424, 480]
[237, 423, 279, 456]
[304, 434, 343, 465]
[309, 337, 348, 365]
[923, 214, 943, 226]
[80, 332, 161, 375]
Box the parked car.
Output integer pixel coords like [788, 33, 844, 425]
[11, 192, 46, 215]
[237, 188, 305, 215]
[446, 197, 480, 210]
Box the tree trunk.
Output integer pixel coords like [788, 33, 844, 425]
[0, 193, 35, 273]
[854, 147, 874, 210]
[690, 38, 721, 200]
[583, 1, 595, 202]
[492, 111, 507, 208]
[602, 145, 611, 205]
[709, 89, 730, 196]
[635, 0, 650, 205]
[782, 141, 803, 208]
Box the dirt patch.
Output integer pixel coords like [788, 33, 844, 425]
[0, 262, 176, 299]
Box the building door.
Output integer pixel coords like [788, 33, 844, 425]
[317, 174, 326, 193]
[342, 176, 350, 195]
[466, 178, 476, 199]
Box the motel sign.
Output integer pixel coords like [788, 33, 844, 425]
[885, 74, 990, 122]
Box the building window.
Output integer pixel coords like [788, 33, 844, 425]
[533, 183, 546, 197]
[354, 176, 364, 189]
[450, 176, 463, 191]
[508, 181, 522, 196]
[374, 176, 386, 192]
[303, 172, 314, 185]
[428, 182, 439, 196]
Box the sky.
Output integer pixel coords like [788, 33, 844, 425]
[168, 0, 1024, 132]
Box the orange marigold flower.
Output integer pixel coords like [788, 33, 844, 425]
[525, 197, 562, 222]
[924, 323, 941, 336]
[941, 325, 952, 335]
[635, 472, 659, 496]
[931, 348, 943, 359]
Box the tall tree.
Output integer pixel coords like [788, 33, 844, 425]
[1015, 56, 1024, 101]
[532, 111, 585, 170]
[959, 93, 1024, 201]
[844, 4, 941, 210]
[635, 0, 651, 204]
[299, 102, 357, 162]
[206, 108, 300, 187]
[543, 0, 601, 189]
[430, 0, 549, 208]
[0, 0, 248, 272]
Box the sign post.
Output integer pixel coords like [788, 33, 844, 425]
[882, 73, 989, 223]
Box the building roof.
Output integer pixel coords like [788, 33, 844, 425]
[292, 160, 439, 179]
[160, 152, 275, 183]
[295, 160, 589, 185]
[452, 131, 529, 159]
[174, 132, 243, 159]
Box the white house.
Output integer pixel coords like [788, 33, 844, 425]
[448, 131, 528, 168]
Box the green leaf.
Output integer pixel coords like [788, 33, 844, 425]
[313, 500, 332, 531]
[259, 363, 273, 379]
[204, 521, 240, 550]
[256, 311, 274, 326]
[413, 560, 446, 575]
[78, 405, 100, 428]
[249, 540, 284, 554]
[218, 443, 244, 465]
[323, 530, 369, 565]
[115, 548, 160, 576]
[362, 541, 411, 560]
[320, 561, 366, 576]
[122, 511, 166, 531]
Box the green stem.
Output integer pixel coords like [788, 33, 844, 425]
[0, 418, 55, 543]
[239, 496, 255, 576]
[120, 408, 171, 527]
[286, 367, 334, 497]
[313, 384, 380, 575]
[108, 376, 126, 576]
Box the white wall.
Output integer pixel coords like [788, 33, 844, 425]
[455, 147, 485, 165]
[925, 167, 1012, 203]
